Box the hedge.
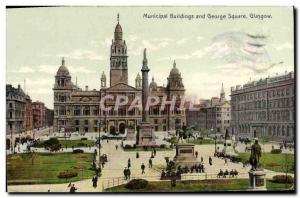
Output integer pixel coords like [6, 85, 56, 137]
[272, 175, 294, 184]
[57, 171, 78, 179]
[125, 179, 148, 189]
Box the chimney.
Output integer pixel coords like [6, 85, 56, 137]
[85, 85, 88, 91]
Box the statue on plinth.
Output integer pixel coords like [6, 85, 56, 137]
[249, 138, 262, 170]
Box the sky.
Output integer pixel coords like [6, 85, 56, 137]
[6, 6, 294, 109]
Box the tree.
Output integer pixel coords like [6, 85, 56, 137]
[43, 138, 61, 152]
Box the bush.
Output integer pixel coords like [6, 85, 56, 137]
[81, 138, 88, 140]
[77, 142, 86, 147]
[271, 149, 282, 154]
[125, 179, 148, 189]
[160, 144, 166, 148]
[124, 144, 132, 149]
[272, 175, 294, 184]
[43, 138, 61, 152]
[57, 171, 78, 178]
[73, 149, 84, 153]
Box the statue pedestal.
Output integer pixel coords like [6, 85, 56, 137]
[137, 122, 156, 147]
[174, 143, 198, 167]
[248, 169, 267, 191]
[126, 128, 136, 141]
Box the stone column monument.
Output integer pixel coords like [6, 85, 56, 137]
[137, 49, 156, 147]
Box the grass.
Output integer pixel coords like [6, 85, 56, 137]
[35, 139, 96, 148]
[238, 152, 294, 173]
[106, 179, 293, 192]
[7, 153, 95, 185]
[59, 140, 96, 148]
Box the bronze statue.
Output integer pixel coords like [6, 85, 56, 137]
[249, 138, 262, 170]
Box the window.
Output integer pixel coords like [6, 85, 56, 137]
[154, 119, 158, 124]
[163, 125, 166, 131]
[155, 126, 158, 131]
[84, 120, 88, 125]
[75, 120, 79, 125]
[94, 120, 98, 125]
[9, 112, 12, 119]
[9, 103, 12, 108]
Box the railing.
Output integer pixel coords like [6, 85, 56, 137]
[101, 173, 250, 191]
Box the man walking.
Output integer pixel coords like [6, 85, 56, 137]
[141, 163, 146, 174]
[149, 158, 152, 168]
[92, 175, 98, 188]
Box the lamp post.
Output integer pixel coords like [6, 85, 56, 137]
[98, 121, 101, 165]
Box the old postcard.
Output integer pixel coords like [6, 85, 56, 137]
[6, 6, 295, 193]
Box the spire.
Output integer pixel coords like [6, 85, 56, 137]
[152, 77, 154, 82]
[173, 60, 176, 68]
[62, 57, 65, 66]
[221, 82, 224, 93]
[117, 13, 119, 23]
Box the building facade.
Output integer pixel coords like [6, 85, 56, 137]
[24, 94, 33, 132]
[186, 84, 231, 134]
[6, 84, 26, 140]
[53, 15, 186, 134]
[230, 72, 295, 141]
[32, 101, 46, 129]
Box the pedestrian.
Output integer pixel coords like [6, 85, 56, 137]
[224, 158, 228, 166]
[69, 184, 77, 193]
[201, 156, 203, 162]
[149, 158, 152, 168]
[128, 158, 131, 168]
[107, 139, 109, 143]
[209, 156, 212, 166]
[141, 163, 145, 174]
[153, 148, 156, 156]
[101, 161, 105, 168]
[136, 152, 139, 158]
[123, 167, 127, 180]
[127, 168, 131, 180]
[115, 144, 118, 150]
[92, 175, 98, 188]
[195, 151, 198, 158]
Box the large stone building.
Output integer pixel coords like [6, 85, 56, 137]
[53, 15, 186, 134]
[230, 72, 295, 141]
[186, 83, 231, 134]
[6, 84, 26, 139]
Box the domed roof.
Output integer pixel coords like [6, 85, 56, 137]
[149, 77, 157, 90]
[169, 60, 180, 76]
[56, 58, 70, 76]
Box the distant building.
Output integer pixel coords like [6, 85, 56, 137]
[24, 94, 33, 132]
[32, 101, 46, 129]
[186, 83, 231, 134]
[230, 72, 295, 141]
[6, 84, 26, 146]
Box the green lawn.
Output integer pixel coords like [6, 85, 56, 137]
[59, 140, 96, 148]
[7, 153, 95, 185]
[238, 152, 294, 173]
[106, 179, 293, 192]
[34, 139, 96, 148]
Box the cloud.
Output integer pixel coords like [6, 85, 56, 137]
[158, 49, 206, 61]
[8, 66, 35, 73]
[57, 49, 105, 61]
[176, 38, 189, 45]
[274, 42, 293, 51]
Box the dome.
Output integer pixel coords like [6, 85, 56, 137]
[169, 60, 180, 76]
[149, 77, 157, 90]
[56, 58, 70, 77]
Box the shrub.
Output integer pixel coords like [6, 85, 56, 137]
[73, 149, 84, 153]
[81, 138, 88, 140]
[77, 142, 86, 147]
[124, 144, 132, 149]
[272, 175, 294, 184]
[57, 171, 78, 178]
[160, 144, 166, 148]
[271, 149, 282, 154]
[43, 138, 61, 152]
[125, 179, 148, 189]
